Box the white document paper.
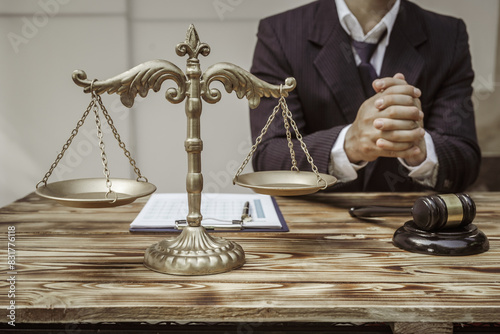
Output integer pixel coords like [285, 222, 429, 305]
[130, 193, 283, 230]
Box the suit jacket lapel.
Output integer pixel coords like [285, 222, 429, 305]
[309, 0, 366, 124]
[380, 1, 427, 85]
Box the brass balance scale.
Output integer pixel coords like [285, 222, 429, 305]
[35, 25, 337, 275]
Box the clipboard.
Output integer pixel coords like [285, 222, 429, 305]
[129, 193, 288, 232]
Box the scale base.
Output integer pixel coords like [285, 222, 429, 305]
[393, 221, 489, 256]
[143, 226, 245, 275]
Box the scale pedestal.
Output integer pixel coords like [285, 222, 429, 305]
[144, 226, 245, 275]
[36, 25, 336, 275]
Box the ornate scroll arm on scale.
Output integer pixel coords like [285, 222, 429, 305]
[72, 59, 188, 108]
[200, 62, 296, 109]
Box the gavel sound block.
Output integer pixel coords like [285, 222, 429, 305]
[349, 194, 489, 256]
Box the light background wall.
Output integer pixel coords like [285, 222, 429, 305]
[1, 0, 499, 207]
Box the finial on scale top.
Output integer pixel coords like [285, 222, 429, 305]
[176, 24, 211, 59]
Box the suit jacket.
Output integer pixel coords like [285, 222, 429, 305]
[249, 0, 481, 192]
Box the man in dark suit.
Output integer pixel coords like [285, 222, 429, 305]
[249, 0, 480, 192]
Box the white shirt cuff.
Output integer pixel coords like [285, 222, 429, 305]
[328, 124, 367, 182]
[329, 126, 438, 188]
[398, 131, 439, 188]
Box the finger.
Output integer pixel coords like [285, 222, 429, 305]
[396, 145, 424, 161]
[377, 128, 425, 144]
[375, 140, 415, 154]
[393, 73, 405, 80]
[380, 84, 421, 98]
[393, 146, 423, 160]
[377, 105, 423, 121]
[374, 94, 421, 110]
[403, 144, 428, 166]
[373, 77, 408, 92]
[414, 96, 422, 110]
[373, 118, 420, 131]
[373, 76, 423, 99]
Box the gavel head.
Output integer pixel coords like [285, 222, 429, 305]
[411, 193, 476, 232]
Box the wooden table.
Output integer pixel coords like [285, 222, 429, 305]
[1, 191, 499, 333]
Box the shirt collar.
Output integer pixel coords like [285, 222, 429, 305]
[335, 0, 400, 44]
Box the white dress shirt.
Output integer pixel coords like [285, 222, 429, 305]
[329, 0, 438, 188]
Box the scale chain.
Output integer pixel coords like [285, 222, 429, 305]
[36, 99, 95, 188]
[95, 94, 148, 183]
[36, 82, 149, 200]
[233, 99, 282, 181]
[282, 105, 298, 172]
[279, 97, 326, 189]
[233, 94, 326, 189]
[92, 91, 116, 202]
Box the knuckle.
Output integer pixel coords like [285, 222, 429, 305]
[411, 108, 420, 120]
[361, 145, 372, 155]
[386, 106, 397, 118]
[404, 85, 415, 95]
[413, 127, 424, 138]
[382, 95, 393, 106]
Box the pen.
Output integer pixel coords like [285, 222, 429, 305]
[241, 201, 252, 222]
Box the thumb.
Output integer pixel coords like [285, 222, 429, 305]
[393, 73, 406, 80]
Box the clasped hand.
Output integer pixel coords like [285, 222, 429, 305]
[345, 73, 426, 167]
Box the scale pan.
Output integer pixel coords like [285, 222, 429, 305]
[234, 171, 336, 196]
[35, 178, 156, 208]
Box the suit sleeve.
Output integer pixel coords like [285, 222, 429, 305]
[249, 18, 344, 174]
[426, 19, 481, 192]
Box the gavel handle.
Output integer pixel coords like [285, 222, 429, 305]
[349, 206, 412, 218]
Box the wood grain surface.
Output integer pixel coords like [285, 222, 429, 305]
[0, 191, 499, 328]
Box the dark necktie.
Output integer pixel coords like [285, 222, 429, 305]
[351, 39, 379, 97]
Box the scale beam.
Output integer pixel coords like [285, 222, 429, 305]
[201, 62, 296, 108]
[72, 60, 187, 108]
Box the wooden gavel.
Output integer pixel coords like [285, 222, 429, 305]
[349, 193, 476, 232]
